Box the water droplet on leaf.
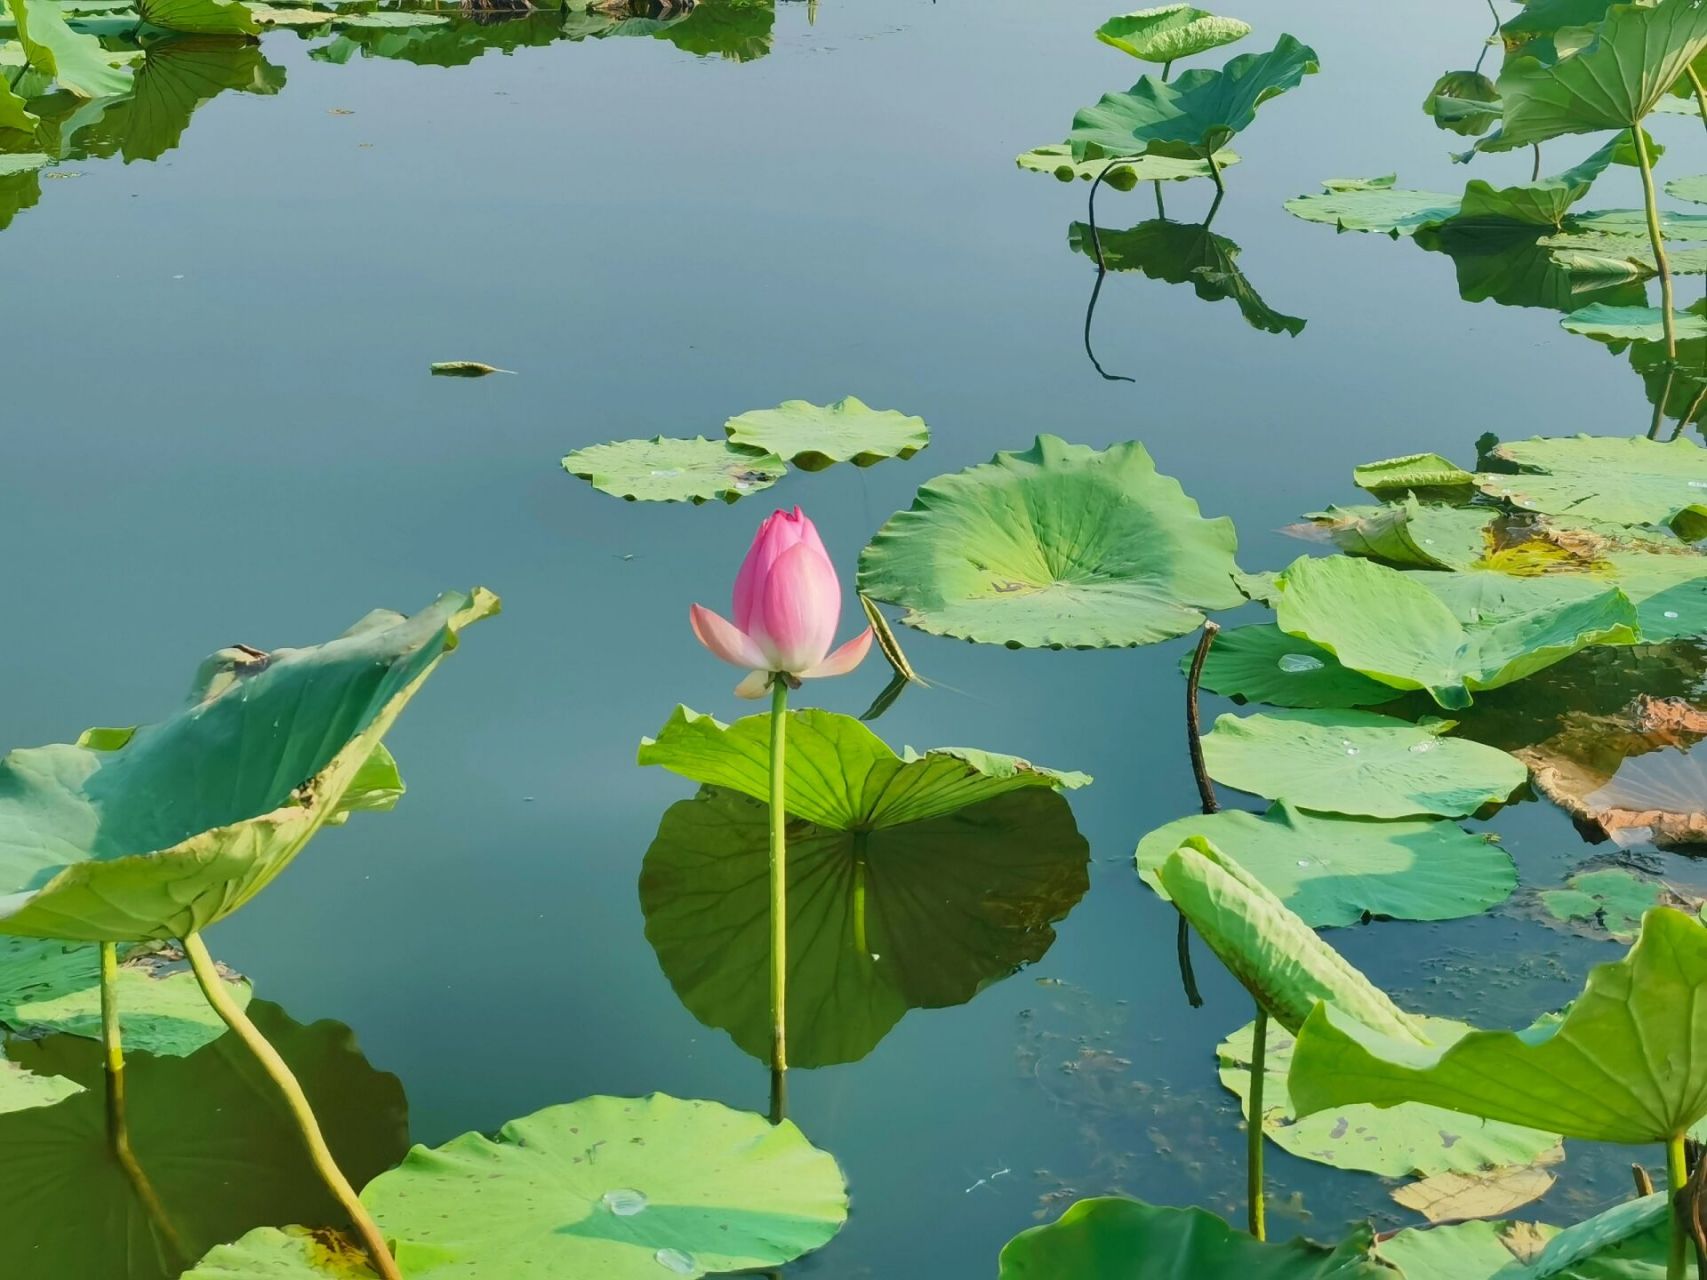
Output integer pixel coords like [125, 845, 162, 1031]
[1278, 653, 1323, 674]
[655, 1249, 695, 1274]
[603, 1189, 648, 1216]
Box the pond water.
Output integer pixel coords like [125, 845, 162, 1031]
[5, 0, 1707, 1274]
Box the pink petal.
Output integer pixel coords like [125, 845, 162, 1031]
[733, 508, 811, 633]
[734, 670, 772, 699]
[798, 628, 872, 680]
[753, 542, 841, 673]
[690, 604, 767, 670]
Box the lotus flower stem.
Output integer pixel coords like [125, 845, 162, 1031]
[1204, 149, 1225, 194]
[1632, 123, 1677, 359]
[1247, 1005, 1268, 1241]
[769, 677, 789, 1080]
[182, 932, 402, 1280]
[1668, 1135, 1690, 1280]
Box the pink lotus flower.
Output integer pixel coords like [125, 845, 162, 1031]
[691, 507, 872, 698]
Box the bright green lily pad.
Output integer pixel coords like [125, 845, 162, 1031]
[1094, 5, 1251, 63]
[183, 1226, 377, 1278]
[857, 435, 1244, 649]
[723, 395, 928, 470]
[1560, 303, 1707, 342]
[1015, 143, 1239, 185]
[1285, 178, 1460, 236]
[1301, 501, 1495, 571]
[561, 436, 787, 504]
[1184, 624, 1400, 709]
[0, 1059, 80, 1115]
[1137, 801, 1515, 927]
[1354, 452, 1474, 494]
[1201, 709, 1529, 819]
[1477, 434, 1707, 535]
[364, 1094, 847, 1278]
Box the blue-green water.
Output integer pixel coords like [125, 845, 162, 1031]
[3, 1, 1705, 1274]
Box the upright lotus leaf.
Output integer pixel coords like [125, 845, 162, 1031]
[857, 436, 1244, 649]
[1354, 452, 1475, 495]
[0, 588, 498, 942]
[561, 436, 787, 504]
[137, 0, 259, 35]
[1456, 137, 1619, 228]
[1137, 801, 1515, 927]
[998, 1198, 1390, 1279]
[1068, 34, 1320, 162]
[722, 395, 929, 470]
[1183, 624, 1400, 709]
[184, 1226, 377, 1278]
[1477, 434, 1707, 535]
[1273, 555, 1639, 709]
[1289, 906, 1707, 1144]
[1299, 501, 1495, 570]
[1094, 5, 1251, 63]
[363, 1095, 847, 1278]
[1067, 218, 1306, 335]
[1016, 142, 1239, 185]
[1155, 838, 1428, 1038]
[1473, 0, 1707, 153]
[8, 0, 136, 96]
[1424, 69, 1500, 137]
[0, 76, 37, 132]
[1200, 709, 1529, 819]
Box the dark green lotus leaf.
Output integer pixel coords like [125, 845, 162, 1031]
[184, 1226, 377, 1278]
[137, 0, 258, 35]
[1560, 302, 1707, 341]
[561, 436, 787, 504]
[858, 435, 1244, 649]
[1416, 220, 1650, 312]
[1184, 624, 1400, 709]
[0, 589, 496, 942]
[363, 1094, 846, 1278]
[1137, 801, 1515, 927]
[1067, 218, 1306, 335]
[642, 784, 1088, 1066]
[1201, 708, 1529, 818]
[1354, 452, 1475, 494]
[305, 11, 566, 67]
[0, 83, 37, 131]
[1068, 34, 1319, 162]
[1017, 143, 1240, 186]
[1299, 501, 1495, 570]
[723, 395, 928, 470]
[999, 1198, 1390, 1279]
[1290, 906, 1707, 1143]
[8, 0, 136, 96]
[1424, 69, 1500, 136]
[1477, 434, 1707, 535]
[655, 0, 773, 63]
[0, 1002, 409, 1280]
[1094, 5, 1251, 63]
[1285, 177, 1460, 235]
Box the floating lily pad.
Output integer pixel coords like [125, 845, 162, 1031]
[857, 435, 1244, 649]
[1477, 434, 1707, 536]
[1137, 801, 1516, 927]
[183, 1226, 377, 1278]
[334, 10, 448, 26]
[363, 1094, 847, 1278]
[1389, 1167, 1560, 1225]
[1093, 5, 1251, 63]
[723, 395, 928, 470]
[1015, 143, 1239, 186]
[1200, 709, 1529, 819]
[1560, 303, 1707, 342]
[1668, 174, 1707, 205]
[1284, 178, 1460, 236]
[1354, 452, 1474, 494]
[1540, 867, 1698, 942]
[1300, 501, 1495, 570]
[1378, 1195, 1670, 1279]
[1184, 624, 1400, 709]
[561, 436, 786, 504]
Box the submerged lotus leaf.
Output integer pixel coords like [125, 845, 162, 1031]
[1300, 501, 1495, 570]
[1184, 624, 1399, 709]
[1094, 5, 1251, 63]
[1560, 302, 1707, 341]
[561, 436, 787, 504]
[0, 1059, 79, 1115]
[641, 784, 1088, 1066]
[1284, 178, 1460, 236]
[1068, 34, 1319, 162]
[1540, 867, 1696, 941]
[1137, 801, 1515, 927]
[1273, 555, 1638, 709]
[998, 1198, 1389, 1279]
[364, 1094, 847, 1278]
[1354, 452, 1475, 494]
[1200, 709, 1528, 819]
[857, 435, 1244, 649]
[183, 1226, 377, 1278]
[1477, 434, 1707, 535]
[722, 395, 928, 470]
[0, 589, 496, 942]
[1219, 1018, 1561, 1179]
[1290, 906, 1707, 1143]
[1424, 69, 1500, 136]
[1015, 142, 1238, 186]
[8, 0, 136, 95]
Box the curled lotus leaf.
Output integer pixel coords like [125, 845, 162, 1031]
[722, 395, 928, 470]
[7, 0, 137, 96]
[561, 436, 787, 504]
[1354, 452, 1475, 494]
[1476, 433, 1707, 535]
[857, 435, 1245, 649]
[1297, 501, 1495, 571]
[1015, 142, 1238, 186]
[1093, 5, 1252, 63]
[0, 589, 497, 942]
[1424, 69, 1500, 137]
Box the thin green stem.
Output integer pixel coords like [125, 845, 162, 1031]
[1633, 123, 1678, 359]
[1248, 1006, 1268, 1242]
[1204, 148, 1225, 194]
[100, 941, 124, 1090]
[769, 677, 789, 1079]
[1669, 1136, 1690, 1280]
[182, 933, 402, 1280]
[1161, 58, 1172, 81]
[1689, 65, 1707, 131]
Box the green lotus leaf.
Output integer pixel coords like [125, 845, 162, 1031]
[1067, 218, 1306, 335]
[1354, 452, 1475, 494]
[722, 395, 928, 470]
[0, 588, 497, 942]
[1577, 544, 1707, 640]
[8, 0, 136, 95]
[998, 1198, 1390, 1279]
[184, 1226, 377, 1278]
[1200, 709, 1529, 818]
[334, 10, 448, 26]
[1560, 302, 1707, 341]
[1183, 624, 1400, 709]
[1273, 555, 1639, 709]
[561, 436, 787, 504]
[1290, 906, 1707, 1143]
[655, 0, 773, 62]
[1668, 173, 1707, 204]
[0, 1059, 79, 1115]
[363, 1094, 846, 1278]
[641, 784, 1088, 1066]
[1219, 1017, 1561, 1178]
[1457, 137, 1620, 228]
[0, 1002, 408, 1280]
[1539, 867, 1694, 942]
[1542, 230, 1707, 278]
[857, 435, 1244, 649]
[1416, 220, 1649, 313]
[1424, 69, 1500, 137]
[1155, 837, 1428, 1038]
[1093, 5, 1251, 63]
[1137, 801, 1515, 927]
[0, 85, 38, 132]
[1285, 178, 1460, 235]
[1068, 34, 1319, 162]
[1301, 501, 1495, 570]
[638, 705, 1089, 830]
[1015, 142, 1239, 185]
[1375, 1196, 1670, 1279]
[138, 0, 257, 35]
[1477, 434, 1707, 534]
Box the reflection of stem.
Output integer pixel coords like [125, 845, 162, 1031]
[1247, 1006, 1268, 1241]
[1161, 58, 1171, 81]
[769, 678, 790, 1079]
[1679, 379, 1707, 440]
[1154, 180, 1165, 220]
[1083, 267, 1137, 383]
[183, 933, 402, 1280]
[1652, 365, 1677, 440]
[769, 1065, 788, 1127]
[1633, 123, 1677, 359]
[852, 833, 869, 960]
[1531, 143, 1541, 183]
[1669, 1135, 1689, 1280]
